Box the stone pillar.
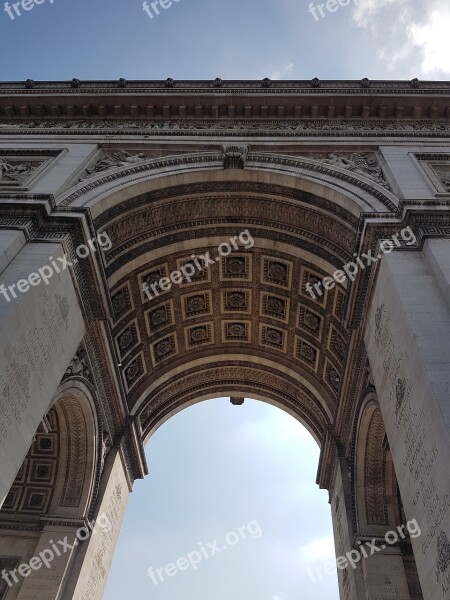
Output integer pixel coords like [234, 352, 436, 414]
[60, 449, 131, 600]
[360, 545, 412, 600]
[330, 458, 366, 600]
[365, 239, 450, 600]
[13, 526, 80, 600]
[0, 239, 85, 506]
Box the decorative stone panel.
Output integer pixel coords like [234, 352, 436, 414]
[295, 337, 319, 372]
[111, 283, 133, 323]
[222, 320, 251, 343]
[300, 266, 328, 307]
[415, 153, 450, 194]
[177, 257, 210, 286]
[145, 300, 174, 335]
[329, 326, 347, 364]
[0, 149, 61, 190]
[150, 334, 178, 366]
[115, 320, 140, 362]
[0, 410, 59, 515]
[262, 256, 292, 289]
[221, 254, 252, 281]
[324, 358, 342, 395]
[261, 293, 289, 323]
[140, 264, 170, 302]
[260, 324, 286, 351]
[298, 304, 323, 339]
[222, 290, 250, 313]
[182, 291, 212, 319]
[185, 323, 214, 348]
[123, 351, 146, 391]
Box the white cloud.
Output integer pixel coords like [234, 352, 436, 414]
[351, 0, 450, 77]
[407, 5, 450, 74]
[299, 535, 336, 563]
[269, 62, 294, 80]
[233, 407, 314, 450]
[353, 0, 407, 29]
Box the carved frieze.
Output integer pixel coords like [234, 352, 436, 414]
[80, 150, 149, 181]
[0, 150, 61, 189]
[64, 346, 92, 383]
[1, 119, 450, 136]
[311, 152, 390, 189]
[222, 144, 248, 169]
[414, 153, 450, 194]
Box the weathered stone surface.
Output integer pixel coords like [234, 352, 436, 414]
[0, 79, 449, 600]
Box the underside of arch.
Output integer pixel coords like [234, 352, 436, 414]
[89, 169, 361, 447]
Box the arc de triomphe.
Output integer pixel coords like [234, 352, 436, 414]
[0, 79, 449, 600]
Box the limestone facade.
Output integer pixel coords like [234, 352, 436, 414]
[0, 79, 449, 599]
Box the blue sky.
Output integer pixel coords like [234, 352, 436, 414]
[0, 0, 449, 80]
[104, 399, 338, 600]
[1, 2, 448, 599]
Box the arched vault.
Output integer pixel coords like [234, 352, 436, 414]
[84, 164, 368, 448]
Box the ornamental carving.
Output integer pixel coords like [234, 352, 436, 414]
[436, 530, 450, 581]
[0, 159, 34, 184]
[0, 151, 59, 189]
[81, 150, 148, 180]
[435, 169, 450, 191]
[299, 306, 322, 337]
[364, 409, 389, 526]
[60, 397, 88, 508]
[312, 153, 390, 189]
[4, 119, 450, 136]
[0, 557, 21, 597]
[222, 144, 248, 169]
[224, 291, 247, 310]
[139, 364, 329, 442]
[64, 347, 92, 382]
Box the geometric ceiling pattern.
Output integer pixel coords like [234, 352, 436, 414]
[88, 178, 361, 445]
[0, 409, 59, 518]
[110, 245, 349, 424]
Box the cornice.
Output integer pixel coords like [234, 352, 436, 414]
[1, 78, 450, 94]
[0, 79, 449, 124]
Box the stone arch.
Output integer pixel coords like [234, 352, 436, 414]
[138, 360, 332, 446]
[0, 383, 100, 600]
[83, 164, 364, 450]
[353, 393, 424, 599]
[354, 393, 401, 535]
[58, 151, 398, 215]
[49, 380, 101, 519]
[0, 383, 98, 521]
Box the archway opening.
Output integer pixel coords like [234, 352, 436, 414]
[104, 397, 339, 600]
[0, 388, 99, 600]
[353, 396, 424, 600]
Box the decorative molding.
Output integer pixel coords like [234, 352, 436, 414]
[310, 152, 390, 189]
[1, 120, 450, 138]
[63, 346, 93, 383]
[138, 363, 330, 443]
[60, 397, 88, 508]
[222, 144, 248, 169]
[80, 150, 149, 182]
[364, 409, 389, 526]
[0, 150, 61, 191]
